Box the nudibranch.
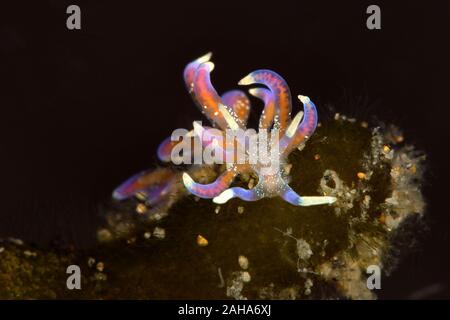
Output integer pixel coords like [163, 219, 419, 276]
[113, 53, 336, 207]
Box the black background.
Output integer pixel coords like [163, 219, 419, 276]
[0, 1, 449, 299]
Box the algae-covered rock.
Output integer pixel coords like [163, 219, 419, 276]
[0, 116, 426, 299]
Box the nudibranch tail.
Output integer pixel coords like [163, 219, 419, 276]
[280, 95, 318, 155]
[182, 170, 237, 199]
[239, 70, 292, 134]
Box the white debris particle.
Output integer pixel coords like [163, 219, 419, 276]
[238, 255, 249, 270]
[135, 192, 147, 201]
[318, 169, 357, 215]
[304, 278, 314, 296]
[296, 239, 313, 261]
[217, 268, 225, 288]
[135, 203, 147, 215]
[23, 250, 37, 258]
[149, 211, 168, 222]
[87, 257, 96, 268]
[384, 214, 400, 229]
[153, 227, 166, 239]
[363, 195, 371, 208]
[241, 271, 251, 283]
[284, 163, 293, 175]
[144, 231, 151, 239]
[214, 206, 221, 214]
[237, 206, 245, 214]
[226, 272, 247, 300]
[96, 262, 105, 272]
[8, 237, 24, 246]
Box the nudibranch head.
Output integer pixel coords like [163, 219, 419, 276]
[113, 53, 336, 208]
